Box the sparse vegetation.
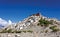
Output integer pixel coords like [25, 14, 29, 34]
[0, 29, 33, 33]
[49, 20, 54, 24]
[0, 29, 12, 33]
[27, 30, 33, 33]
[50, 26, 60, 32]
[23, 31, 26, 33]
[37, 18, 52, 27]
[45, 30, 48, 33]
[15, 31, 22, 33]
[7, 29, 12, 33]
[0, 30, 7, 33]
[12, 30, 22, 33]
[50, 25, 57, 29]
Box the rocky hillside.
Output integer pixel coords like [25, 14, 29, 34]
[0, 13, 60, 37]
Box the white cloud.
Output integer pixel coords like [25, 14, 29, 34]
[8, 20, 12, 25]
[0, 18, 13, 26]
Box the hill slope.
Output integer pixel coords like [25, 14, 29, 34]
[0, 13, 60, 37]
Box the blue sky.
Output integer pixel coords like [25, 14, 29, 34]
[0, 0, 60, 22]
